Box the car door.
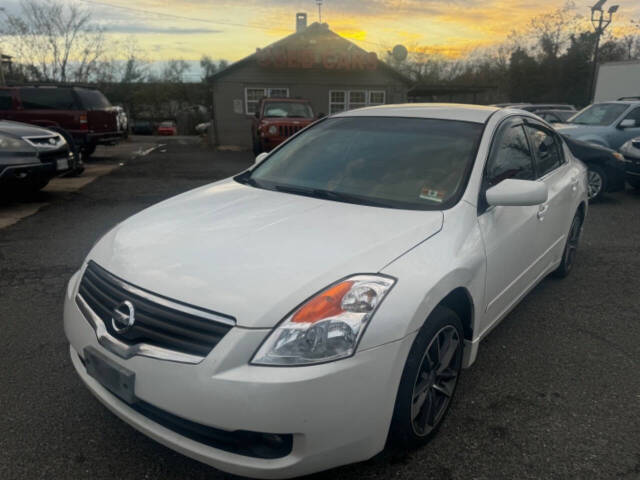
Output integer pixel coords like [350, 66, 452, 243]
[524, 121, 576, 267]
[477, 117, 552, 332]
[612, 106, 640, 148]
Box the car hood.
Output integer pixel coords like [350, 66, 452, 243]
[0, 120, 57, 138]
[88, 179, 443, 328]
[554, 123, 608, 137]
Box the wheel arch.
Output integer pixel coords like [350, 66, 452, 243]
[437, 287, 474, 343]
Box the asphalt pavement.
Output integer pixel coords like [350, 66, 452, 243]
[0, 138, 639, 480]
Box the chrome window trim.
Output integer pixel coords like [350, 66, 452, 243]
[90, 263, 236, 327]
[76, 294, 206, 365]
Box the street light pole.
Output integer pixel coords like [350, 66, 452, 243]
[0, 7, 5, 86]
[589, 0, 619, 101]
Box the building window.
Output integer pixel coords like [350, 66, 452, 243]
[268, 88, 289, 98]
[244, 87, 290, 114]
[329, 89, 386, 114]
[369, 90, 385, 105]
[348, 91, 366, 110]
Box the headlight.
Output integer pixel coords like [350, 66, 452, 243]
[268, 125, 278, 135]
[0, 133, 28, 151]
[252, 275, 395, 366]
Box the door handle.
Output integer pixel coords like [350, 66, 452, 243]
[537, 204, 549, 221]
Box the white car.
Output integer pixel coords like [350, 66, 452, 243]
[64, 104, 588, 478]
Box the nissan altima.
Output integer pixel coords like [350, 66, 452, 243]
[64, 104, 588, 478]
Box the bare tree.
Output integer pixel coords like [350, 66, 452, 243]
[0, 0, 106, 82]
[162, 59, 190, 83]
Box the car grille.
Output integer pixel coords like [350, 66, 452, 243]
[77, 261, 233, 358]
[278, 125, 303, 137]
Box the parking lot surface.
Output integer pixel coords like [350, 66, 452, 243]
[1, 139, 639, 480]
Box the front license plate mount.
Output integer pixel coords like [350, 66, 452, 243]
[83, 346, 136, 404]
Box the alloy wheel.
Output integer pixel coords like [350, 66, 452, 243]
[411, 325, 461, 437]
[587, 170, 603, 200]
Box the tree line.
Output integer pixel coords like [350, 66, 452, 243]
[384, 3, 640, 107]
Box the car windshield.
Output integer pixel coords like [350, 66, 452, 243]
[238, 117, 483, 210]
[568, 103, 629, 126]
[263, 102, 313, 118]
[160, 121, 174, 127]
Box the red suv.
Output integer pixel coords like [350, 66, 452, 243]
[252, 98, 315, 154]
[0, 86, 125, 159]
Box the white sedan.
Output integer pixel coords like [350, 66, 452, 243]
[64, 104, 588, 478]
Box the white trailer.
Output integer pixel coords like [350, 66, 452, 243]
[593, 60, 640, 102]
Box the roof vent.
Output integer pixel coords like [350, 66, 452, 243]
[296, 12, 307, 32]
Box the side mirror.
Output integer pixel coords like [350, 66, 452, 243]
[619, 118, 636, 129]
[486, 179, 548, 207]
[254, 152, 268, 165]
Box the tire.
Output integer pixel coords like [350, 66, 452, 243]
[82, 143, 97, 159]
[587, 165, 606, 201]
[552, 210, 583, 278]
[387, 306, 464, 450]
[628, 177, 640, 190]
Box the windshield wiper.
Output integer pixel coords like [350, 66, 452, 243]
[273, 184, 390, 208]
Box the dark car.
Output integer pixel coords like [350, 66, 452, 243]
[0, 86, 125, 159]
[251, 98, 315, 154]
[562, 134, 627, 200]
[536, 109, 575, 124]
[0, 120, 74, 194]
[131, 120, 154, 135]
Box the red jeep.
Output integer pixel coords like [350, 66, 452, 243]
[0, 86, 125, 159]
[251, 98, 315, 154]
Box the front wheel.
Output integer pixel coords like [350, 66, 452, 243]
[388, 306, 463, 449]
[587, 165, 606, 201]
[552, 211, 583, 278]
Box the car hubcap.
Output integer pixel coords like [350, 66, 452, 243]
[564, 216, 581, 270]
[411, 325, 461, 437]
[587, 170, 603, 199]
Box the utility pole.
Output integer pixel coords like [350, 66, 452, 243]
[589, 0, 618, 101]
[316, 0, 323, 23]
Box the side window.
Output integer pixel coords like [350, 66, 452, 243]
[20, 88, 76, 110]
[525, 125, 564, 177]
[623, 107, 640, 126]
[485, 122, 535, 187]
[0, 90, 12, 110]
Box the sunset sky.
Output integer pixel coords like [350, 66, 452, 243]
[3, 0, 640, 69]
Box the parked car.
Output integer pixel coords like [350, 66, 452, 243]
[64, 104, 587, 478]
[157, 121, 177, 136]
[536, 109, 576, 124]
[619, 136, 640, 189]
[493, 103, 576, 113]
[113, 106, 128, 139]
[0, 120, 75, 194]
[251, 97, 315, 154]
[0, 86, 125, 159]
[561, 134, 627, 200]
[555, 100, 640, 149]
[195, 121, 210, 135]
[130, 120, 154, 135]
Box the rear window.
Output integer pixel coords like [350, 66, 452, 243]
[0, 90, 12, 110]
[76, 89, 111, 110]
[20, 88, 77, 110]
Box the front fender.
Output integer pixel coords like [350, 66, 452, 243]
[359, 202, 486, 363]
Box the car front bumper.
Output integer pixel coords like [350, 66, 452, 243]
[64, 281, 413, 478]
[624, 155, 640, 180]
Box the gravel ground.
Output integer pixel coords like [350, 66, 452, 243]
[0, 140, 638, 480]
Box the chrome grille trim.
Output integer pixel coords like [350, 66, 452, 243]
[76, 293, 206, 364]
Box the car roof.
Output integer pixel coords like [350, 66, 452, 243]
[335, 103, 500, 124]
[262, 98, 310, 103]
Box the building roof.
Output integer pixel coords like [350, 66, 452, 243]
[334, 103, 500, 123]
[210, 22, 411, 85]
